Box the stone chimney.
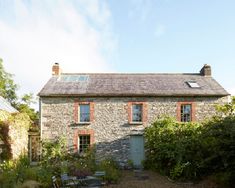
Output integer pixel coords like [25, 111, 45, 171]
[52, 63, 62, 76]
[200, 64, 211, 76]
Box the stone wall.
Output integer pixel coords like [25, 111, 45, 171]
[40, 96, 229, 165]
[9, 123, 29, 159]
[0, 110, 30, 161]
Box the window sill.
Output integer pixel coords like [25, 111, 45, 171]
[78, 122, 91, 125]
[72, 122, 91, 126]
[129, 122, 143, 125]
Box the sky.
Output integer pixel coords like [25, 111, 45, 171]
[0, 0, 235, 104]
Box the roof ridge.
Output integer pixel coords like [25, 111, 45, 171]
[60, 73, 201, 75]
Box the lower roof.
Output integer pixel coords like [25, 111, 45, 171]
[0, 96, 18, 113]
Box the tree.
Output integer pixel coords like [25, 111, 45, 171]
[0, 58, 18, 106]
[0, 58, 38, 122]
[16, 93, 38, 122]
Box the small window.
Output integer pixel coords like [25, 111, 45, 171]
[132, 104, 143, 122]
[78, 76, 88, 81]
[80, 104, 90, 122]
[181, 104, 192, 122]
[60, 75, 89, 82]
[187, 81, 200, 88]
[79, 135, 90, 153]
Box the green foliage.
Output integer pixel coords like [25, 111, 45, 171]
[70, 146, 96, 173]
[17, 104, 38, 123]
[40, 138, 121, 184]
[0, 155, 52, 187]
[216, 96, 235, 116]
[0, 58, 18, 106]
[144, 117, 201, 179]
[0, 155, 30, 187]
[0, 59, 38, 122]
[0, 111, 31, 161]
[214, 171, 235, 187]
[0, 138, 121, 187]
[41, 137, 67, 168]
[144, 116, 235, 186]
[199, 116, 235, 176]
[96, 158, 121, 183]
[127, 159, 134, 169]
[16, 93, 39, 122]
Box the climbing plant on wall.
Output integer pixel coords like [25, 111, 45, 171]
[0, 110, 31, 161]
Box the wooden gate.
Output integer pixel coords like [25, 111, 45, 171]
[28, 132, 41, 164]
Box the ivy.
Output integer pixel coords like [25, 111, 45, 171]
[0, 110, 31, 161]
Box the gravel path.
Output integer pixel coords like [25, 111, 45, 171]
[104, 170, 218, 188]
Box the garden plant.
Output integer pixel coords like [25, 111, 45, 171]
[144, 97, 235, 187]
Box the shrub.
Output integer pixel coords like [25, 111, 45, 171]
[0, 155, 30, 187]
[144, 116, 201, 180]
[67, 146, 96, 178]
[144, 115, 235, 185]
[96, 158, 121, 183]
[41, 137, 67, 165]
[0, 155, 52, 188]
[199, 116, 235, 179]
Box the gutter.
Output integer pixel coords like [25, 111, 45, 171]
[38, 93, 230, 98]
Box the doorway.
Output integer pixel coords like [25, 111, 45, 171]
[130, 135, 145, 168]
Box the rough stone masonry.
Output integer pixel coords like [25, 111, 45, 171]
[40, 96, 228, 165]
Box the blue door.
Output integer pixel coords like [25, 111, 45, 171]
[130, 135, 145, 168]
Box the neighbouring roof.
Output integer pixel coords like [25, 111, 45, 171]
[38, 73, 229, 97]
[0, 96, 18, 113]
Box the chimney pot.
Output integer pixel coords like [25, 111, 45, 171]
[200, 64, 211, 76]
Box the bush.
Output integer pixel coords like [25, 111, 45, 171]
[0, 138, 122, 187]
[96, 158, 121, 183]
[41, 137, 67, 165]
[144, 117, 201, 180]
[144, 115, 235, 185]
[0, 155, 31, 187]
[0, 155, 52, 188]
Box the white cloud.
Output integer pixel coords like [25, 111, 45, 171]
[154, 24, 166, 38]
[0, 0, 117, 98]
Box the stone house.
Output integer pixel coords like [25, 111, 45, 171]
[38, 63, 229, 167]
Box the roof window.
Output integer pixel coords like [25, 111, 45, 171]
[59, 75, 89, 82]
[186, 81, 200, 88]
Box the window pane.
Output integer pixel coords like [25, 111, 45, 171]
[79, 135, 90, 153]
[132, 104, 142, 122]
[181, 104, 192, 122]
[80, 104, 90, 122]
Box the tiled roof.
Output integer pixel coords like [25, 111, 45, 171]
[38, 73, 229, 97]
[0, 96, 18, 113]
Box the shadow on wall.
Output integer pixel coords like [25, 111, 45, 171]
[67, 135, 131, 167]
[68, 129, 145, 168]
[95, 136, 131, 166]
[0, 122, 12, 161]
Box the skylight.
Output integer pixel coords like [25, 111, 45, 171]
[186, 81, 200, 88]
[59, 75, 89, 82]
